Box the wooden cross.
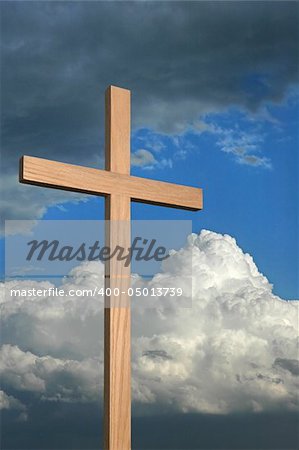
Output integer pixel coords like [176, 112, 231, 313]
[19, 86, 203, 450]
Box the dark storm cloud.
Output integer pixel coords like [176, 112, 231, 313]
[1, 2, 299, 163]
[1, 401, 298, 449]
[274, 357, 299, 376]
[0, 1, 298, 219]
[142, 349, 172, 360]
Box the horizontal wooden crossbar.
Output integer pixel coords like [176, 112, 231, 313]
[20, 156, 203, 211]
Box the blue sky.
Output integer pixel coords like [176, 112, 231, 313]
[41, 90, 298, 300]
[1, 3, 299, 448]
[2, 87, 298, 299]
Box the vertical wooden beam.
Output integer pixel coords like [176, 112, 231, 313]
[104, 86, 131, 450]
[105, 86, 131, 175]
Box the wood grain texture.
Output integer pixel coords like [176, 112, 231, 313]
[104, 87, 131, 450]
[104, 195, 131, 450]
[20, 155, 203, 211]
[105, 86, 130, 175]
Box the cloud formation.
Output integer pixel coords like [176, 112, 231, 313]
[1, 2, 298, 220]
[2, 2, 298, 146]
[0, 344, 101, 403]
[131, 148, 173, 170]
[1, 230, 298, 419]
[0, 389, 27, 422]
[195, 116, 273, 168]
[131, 149, 158, 169]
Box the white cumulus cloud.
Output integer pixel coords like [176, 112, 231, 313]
[0, 230, 298, 417]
